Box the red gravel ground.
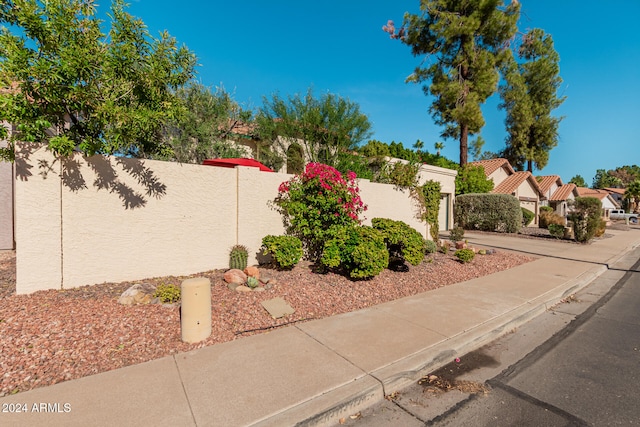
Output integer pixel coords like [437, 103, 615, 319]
[0, 248, 534, 397]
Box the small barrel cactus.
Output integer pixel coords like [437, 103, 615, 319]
[229, 245, 249, 270]
[246, 276, 259, 289]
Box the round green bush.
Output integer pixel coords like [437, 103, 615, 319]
[321, 226, 389, 279]
[261, 235, 303, 270]
[371, 218, 426, 266]
[454, 248, 475, 263]
[521, 208, 535, 226]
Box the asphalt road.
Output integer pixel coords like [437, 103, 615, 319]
[341, 246, 640, 426]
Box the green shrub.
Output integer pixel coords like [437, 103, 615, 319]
[454, 193, 522, 233]
[568, 197, 602, 243]
[424, 239, 437, 254]
[321, 226, 389, 279]
[521, 208, 535, 226]
[371, 218, 426, 266]
[261, 235, 303, 270]
[449, 225, 465, 242]
[153, 283, 181, 303]
[454, 248, 475, 263]
[548, 223, 564, 238]
[229, 244, 249, 270]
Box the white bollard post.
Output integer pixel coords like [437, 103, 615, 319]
[181, 277, 212, 343]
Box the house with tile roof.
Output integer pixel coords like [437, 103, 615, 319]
[470, 158, 544, 225]
[537, 175, 580, 218]
[576, 187, 620, 220]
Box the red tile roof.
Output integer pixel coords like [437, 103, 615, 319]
[469, 158, 515, 177]
[604, 187, 626, 195]
[536, 175, 563, 194]
[576, 187, 610, 200]
[492, 171, 543, 196]
[550, 183, 577, 201]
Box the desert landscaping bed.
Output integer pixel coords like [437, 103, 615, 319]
[0, 248, 534, 397]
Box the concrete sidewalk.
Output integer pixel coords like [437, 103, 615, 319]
[2, 229, 639, 427]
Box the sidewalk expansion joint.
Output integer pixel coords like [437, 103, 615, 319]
[172, 354, 198, 426]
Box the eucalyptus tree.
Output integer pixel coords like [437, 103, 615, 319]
[255, 88, 372, 168]
[499, 28, 565, 172]
[383, 0, 520, 166]
[0, 0, 196, 161]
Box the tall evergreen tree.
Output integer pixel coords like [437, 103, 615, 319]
[384, 0, 520, 166]
[499, 28, 565, 172]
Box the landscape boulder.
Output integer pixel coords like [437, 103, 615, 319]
[244, 266, 260, 279]
[118, 283, 157, 306]
[224, 269, 247, 285]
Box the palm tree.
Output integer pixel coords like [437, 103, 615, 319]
[624, 180, 640, 213]
[434, 142, 444, 156]
[413, 140, 424, 154]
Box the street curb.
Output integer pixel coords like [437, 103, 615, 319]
[265, 263, 610, 427]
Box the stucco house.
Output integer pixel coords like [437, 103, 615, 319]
[537, 175, 580, 217]
[576, 187, 620, 220]
[470, 158, 544, 225]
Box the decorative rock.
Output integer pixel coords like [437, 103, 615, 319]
[235, 285, 251, 292]
[227, 282, 240, 291]
[259, 276, 271, 284]
[455, 241, 467, 249]
[244, 266, 260, 279]
[118, 283, 157, 306]
[254, 287, 266, 292]
[478, 249, 487, 255]
[264, 283, 273, 290]
[224, 269, 247, 285]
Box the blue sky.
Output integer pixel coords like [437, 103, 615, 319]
[122, 0, 639, 185]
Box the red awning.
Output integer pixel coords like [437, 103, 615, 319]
[202, 158, 274, 172]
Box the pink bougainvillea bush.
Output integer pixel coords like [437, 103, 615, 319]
[272, 163, 367, 262]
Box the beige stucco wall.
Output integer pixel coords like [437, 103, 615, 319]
[489, 167, 510, 185]
[515, 180, 539, 199]
[15, 146, 455, 294]
[418, 164, 457, 232]
[359, 179, 427, 238]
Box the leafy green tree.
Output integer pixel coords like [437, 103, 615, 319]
[158, 83, 253, 164]
[255, 88, 372, 168]
[592, 169, 623, 189]
[499, 29, 565, 172]
[0, 0, 196, 160]
[358, 140, 390, 158]
[455, 164, 494, 195]
[569, 175, 587, 188]
[384, 1, 520, 166]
